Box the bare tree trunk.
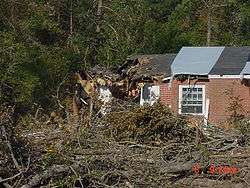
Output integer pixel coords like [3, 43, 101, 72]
[92, 0, 103, 66]
[72, 96, 80, 130]
[88, 97, 93, 127]
[69, 0, 73, 36]
[72, 96, 79, 117]
[10, 5, 14, 23]
[96, 0, 102, 33]
[203, 0, 227, 46]
[57, 0, 61, 23]
[207, 9, 212, 46]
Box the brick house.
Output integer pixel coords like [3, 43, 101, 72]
[158, 47, 250, 125]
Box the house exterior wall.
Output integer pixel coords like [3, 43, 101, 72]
[159, 84, 172, 107]
[207, 78, 250, 124]
[159, 78, 250, 125]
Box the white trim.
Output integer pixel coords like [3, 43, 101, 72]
[140, 87, 144, 106]
[242, 75, 250, 79]
[208, 75, 250, 79]
[204, 98, 210, 126]
[178, 85, 206, 115]
[163, 77, 171, 81]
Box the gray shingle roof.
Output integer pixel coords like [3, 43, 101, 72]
[170, 46, 250, 76]
[209, 47, 250, 75]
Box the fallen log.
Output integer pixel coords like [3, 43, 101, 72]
[0, 177, 13, 188]
[161, 160, 194, 174]
[20, 164, 80, 188]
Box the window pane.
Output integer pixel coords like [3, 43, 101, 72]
[194, 106, 202, 113]
[198, 94, 202, 100]
[181, 86, 204, 114]
[182, 106, 193, 113]
[193, 94, 197, 100]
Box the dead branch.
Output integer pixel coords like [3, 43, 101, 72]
[1, 125, 21, 171]
[70, 166, 84, 188]
[74, 150, 119, 156]
[20, 164, 80, 188]
[51, 74, 70, 121]
[0, 172, 22, 184]
[0, 177, 13, 188]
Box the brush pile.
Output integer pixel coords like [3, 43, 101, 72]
[1, 103, 250, 188]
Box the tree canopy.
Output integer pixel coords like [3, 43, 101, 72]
[0, 0, 249, 109]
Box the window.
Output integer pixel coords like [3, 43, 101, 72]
[179, 85, 205, 115]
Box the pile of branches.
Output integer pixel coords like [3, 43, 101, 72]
[101, 103, 196, 143]
[1, 102, 250, 187]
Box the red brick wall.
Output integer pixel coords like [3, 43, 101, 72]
[159, 84, 172, 107]
[208, 78, 250, 124]
[159, 78, 250, 125]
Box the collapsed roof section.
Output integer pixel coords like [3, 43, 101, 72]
[119, 54, 176, 78]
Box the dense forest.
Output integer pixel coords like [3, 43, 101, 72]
[0, 0, 250, 110]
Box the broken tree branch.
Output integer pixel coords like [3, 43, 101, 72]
[20, 164, 80, 188]
[1, 125, 21, 171]
[0, 172, 22, 184]
[0, 177, 13, 188]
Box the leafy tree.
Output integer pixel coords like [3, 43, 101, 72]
[0, 0, 249, 112]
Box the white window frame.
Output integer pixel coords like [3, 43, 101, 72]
[178, 85, 206, 115]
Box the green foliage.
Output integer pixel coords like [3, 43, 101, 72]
[0, 0, 249, 111]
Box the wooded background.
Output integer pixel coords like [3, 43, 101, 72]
[0, 0, 249, 111]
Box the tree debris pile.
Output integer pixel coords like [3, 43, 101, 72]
[101, 103, 196, 143]
[1, 103, 250, 187]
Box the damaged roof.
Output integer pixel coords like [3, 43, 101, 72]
[123, 46, 250, 79]
[125, 54, 176, 77]
[171, 46, 250, 76]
